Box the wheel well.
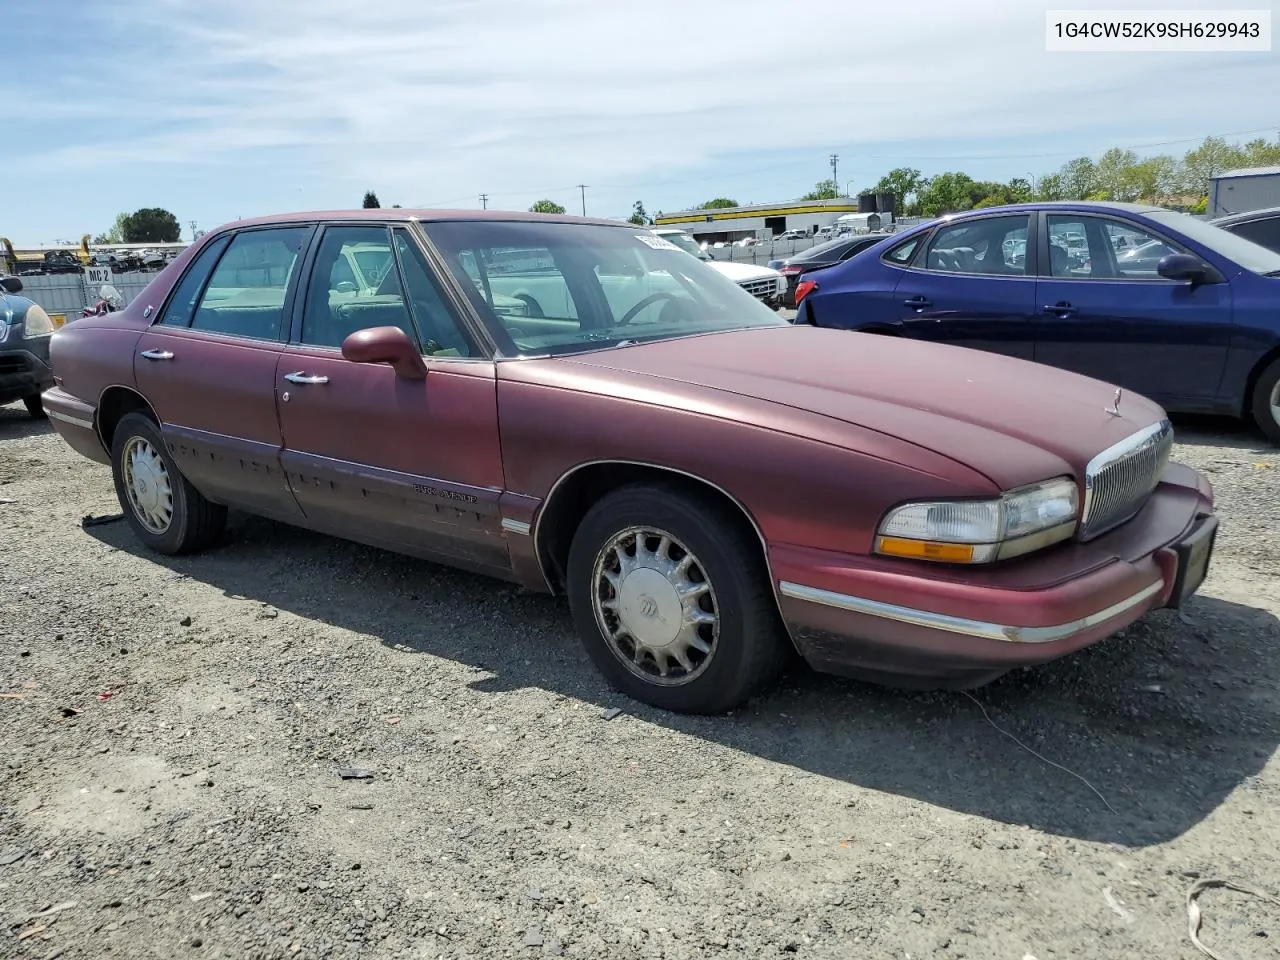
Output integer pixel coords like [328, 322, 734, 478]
[535, 462, 769, 594]
[1242, 346, 1280, 420]
[96, 387, 156, 448]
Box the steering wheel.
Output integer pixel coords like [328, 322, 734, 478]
[616, 291, 683, 326]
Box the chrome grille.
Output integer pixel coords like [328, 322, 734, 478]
[738, 277, 776, 301]
[1080, 419, 1174, 540]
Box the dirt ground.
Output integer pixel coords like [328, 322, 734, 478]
[2, 401, 1278, 960]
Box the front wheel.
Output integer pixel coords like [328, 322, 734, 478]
[110, 412, 227, 554]
[1250, 357, 1280, 446]
[565, 482, 790, 714]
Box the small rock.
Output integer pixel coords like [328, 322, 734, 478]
[602, 707, 624, 721]
[0, 849, 26, 866]
[337, 768, 375, 780]
[525, 928, 544, 947]
[257, 606, 279, 620]
[180, 616, 192, 627]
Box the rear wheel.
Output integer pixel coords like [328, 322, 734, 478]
[110, 412, 227, 554]
[1250, 357, 1280, 446]
[22, 394, 46, 419]
[565, 482, 790, 714]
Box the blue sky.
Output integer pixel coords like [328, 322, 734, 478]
[4, 0, 1277, 244]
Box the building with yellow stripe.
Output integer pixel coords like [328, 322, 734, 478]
[653, 198, 887, 243]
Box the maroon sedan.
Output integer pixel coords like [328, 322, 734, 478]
[42, 210, 1217, 714]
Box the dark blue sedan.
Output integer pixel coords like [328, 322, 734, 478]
[793, 201, 1280, 444]
[1, 275, 55, 418]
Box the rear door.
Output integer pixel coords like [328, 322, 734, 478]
[133, 225, 313, 519]
[885, 213, 1038, 359]
[1032, 212, 1232, 410]
[275, 223, 509, 574]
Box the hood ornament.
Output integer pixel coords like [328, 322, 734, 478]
[1105, 388, 1122, 417]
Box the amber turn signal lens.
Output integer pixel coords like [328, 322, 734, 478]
[875, 537, 977, 563]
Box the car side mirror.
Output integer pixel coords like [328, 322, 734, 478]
[1157, 252, 1217, 284]
[1, 276, 23, 293]
[341, 325, 428, 379]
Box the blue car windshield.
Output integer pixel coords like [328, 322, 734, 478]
[1148, 211, 1280, 275]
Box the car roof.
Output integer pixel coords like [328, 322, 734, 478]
[930, 200, 1166, 222]
[210, 208, 631, 234]
[1211, 205, 1280, 225]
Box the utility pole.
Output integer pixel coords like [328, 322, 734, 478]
[479, 194, 488, 210]
[830, 154, 839, 192]
[189, 220, 198, 241]
[577, 184, 587, 216]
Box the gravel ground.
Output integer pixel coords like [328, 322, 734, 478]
[1, 402, 1278, 960]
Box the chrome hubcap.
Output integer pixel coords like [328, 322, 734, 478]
[122, 436, 173, 534]
[591, 527, 719, 686]
[1270, 381, 1280, 427]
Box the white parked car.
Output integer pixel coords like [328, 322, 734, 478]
[651, 228, 786, 309]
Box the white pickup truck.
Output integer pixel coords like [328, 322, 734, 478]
[650, 227, 786, 309]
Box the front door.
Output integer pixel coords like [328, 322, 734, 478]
[275, 223, 508, 574]
[132, 225, 313, 519]
[1033, 213, 1232, 411]
[889, 213, 1037, 359]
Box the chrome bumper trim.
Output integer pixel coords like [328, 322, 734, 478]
[46, 408, 94, 431]
[777, 579, 1165, 644]
[501, 518, 531, 536]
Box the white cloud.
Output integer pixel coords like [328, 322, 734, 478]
[9, 0, 1279, 226]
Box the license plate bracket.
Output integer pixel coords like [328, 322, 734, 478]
[1167, 515, 1217, 609]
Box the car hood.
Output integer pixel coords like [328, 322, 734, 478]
[559, 326, 1166, 490]
[706, 260, 782, 281]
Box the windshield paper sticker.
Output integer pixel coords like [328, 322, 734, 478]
[635, 234, 681, 251]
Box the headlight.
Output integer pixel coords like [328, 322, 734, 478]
[22, 304, 55, 338]
[875, 477, 1078, 564]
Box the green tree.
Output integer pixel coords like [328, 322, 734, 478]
[1058, 157, 1098, 200]
[529, 199, 566, 214]
[94, 212, 129, 245]
[1006, 177, 1033, 203]
[362, 191, 380, 209]
[1239, 137, 1280, 168]
[973, 195, 1007, 209]
[1181, 136, 1246, 197]
[917, 172, 977, 216]
[873, 168, 926, 212]
[1035, 173, 1065, 201]
[1095, 147, 1139, 201]
[120, 208, 181, 243]
[627, 201, 651, 226]
[800, 179, 839, 201]
[698, 198, 738, 209]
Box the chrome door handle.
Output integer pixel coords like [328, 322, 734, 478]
[139, 349, 174, 360]
[284, 371, 329, 385]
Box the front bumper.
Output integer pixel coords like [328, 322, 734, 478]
[773, 462, 1216, 688]
[0, 338, 54, 405]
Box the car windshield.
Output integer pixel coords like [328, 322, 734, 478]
[1147, 210, 1280, 275]
[421, 220, 787, 356]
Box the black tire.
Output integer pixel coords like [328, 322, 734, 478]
[565, 481, 790, 714]
[109, 411, 227, 555]
[22, 394, 46, 419]
[1250, 357, 1280, 446]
